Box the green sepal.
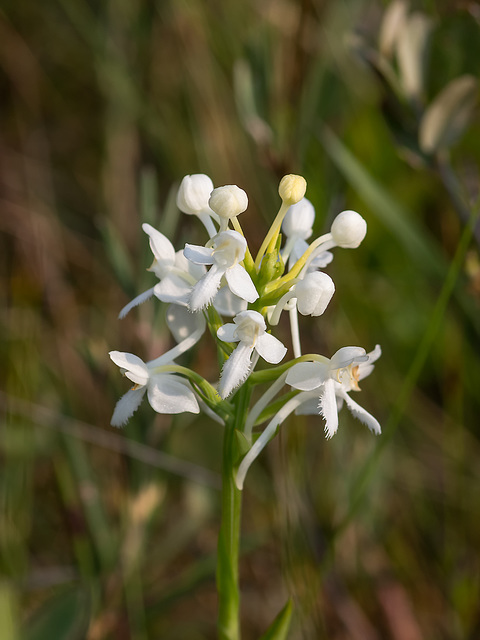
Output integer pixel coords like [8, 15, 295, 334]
[258, 598, 293, 640]
[256, 242, 285, 292]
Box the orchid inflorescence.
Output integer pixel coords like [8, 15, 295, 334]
[110, 173, 381, 489]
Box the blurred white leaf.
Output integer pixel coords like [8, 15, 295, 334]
[396, 12, 434, 101]
[379, 0, 408, 58]
[419, 75, 478, 154]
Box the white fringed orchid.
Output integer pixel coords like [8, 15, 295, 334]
[217, 310, 287, 398]
[269, 270, 335, 358]
[235, 345, 381, 489]
[286, 345, 382, 438]
[110, 305, 206, 426]
[184, 230, 259, 311]
[119, 223, 205, 317]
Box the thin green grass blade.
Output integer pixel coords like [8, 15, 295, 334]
[259, 599, 293, 640]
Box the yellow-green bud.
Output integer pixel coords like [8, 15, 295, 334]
[278, 174, 307, 206]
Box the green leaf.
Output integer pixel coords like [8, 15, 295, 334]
[23, 586, 90, 640]
[259, 599, 293, 640]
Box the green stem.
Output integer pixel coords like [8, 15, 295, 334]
[216, 386, 250, 640]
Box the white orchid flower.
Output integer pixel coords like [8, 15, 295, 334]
[176, 174, 218, 238]
[268, 270, 335, 357]
[119, 223, 205, 317]
[286, 345, 382, 438]
[217, 310, 287, 398]
[270, 271, 335, 325]
[184, 230, 259, 311]
[235, 345, 381, 490]
[110, 305, 206, 426]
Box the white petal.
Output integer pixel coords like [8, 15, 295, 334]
[154, 273, 192, 306]
[339, 389, 381, 435]
[142, 223, 176, 268]
[286, 361, 327, 391]
[111, 387, 146, 427]
[184, 243, 214, 265]
[218, 343, 253, 398]
[148, 375, 199, 414]
[225, 264, 259, 303]
[189, 265, 224, 311]
[217, 323, 238, 343]
[320, 379, 338, 438]
[118, 287, 155, 319]
[166, 304, 206, 343]
[175, 250, 205, 280]
[109, 351, 149, 385]
[330, 346, 368, 370]
[213, 286, 247, 316]
[254, 332, 287, 364]
[309, 250, 334, 269]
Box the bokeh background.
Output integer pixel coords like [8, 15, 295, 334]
[2, 0, 480, 638]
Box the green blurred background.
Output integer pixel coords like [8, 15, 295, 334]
[1, 0, 480, 638]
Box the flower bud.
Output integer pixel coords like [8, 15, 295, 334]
[295, 271, 335, 316]
[282, 198, 315, 240]
[209, 185, 248, 219]
[176, 174, 214, 215]
[278, 174, 307, 205]
[330, 210, 367, 248]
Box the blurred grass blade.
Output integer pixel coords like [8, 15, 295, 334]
[23, 586, 90, 640]
[259, 599, 293, 640]
[101, 218, 135, 293]
[0, 583, 20, 640]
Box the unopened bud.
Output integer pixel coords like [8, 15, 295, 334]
[209, 185, 248, 219]
[278, 174, 307, 206]
[177, 174, 214, 215]
[295, 272, 335, 316]
[330, 210, 367, 249]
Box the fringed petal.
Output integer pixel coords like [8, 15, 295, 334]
[320, 379, 338, 438]
[339, 389, 381, 435]
[119, 287, 156, 319]
[111, 386, 146, 427]
[189, 264, 224, 311]
[218, 343, 254, 398]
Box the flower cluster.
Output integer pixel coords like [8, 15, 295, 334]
[110, 173, 381, 489]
